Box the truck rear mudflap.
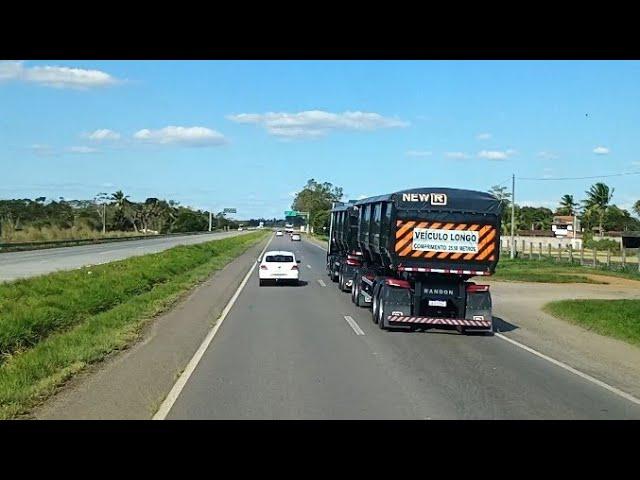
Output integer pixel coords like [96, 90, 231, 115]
[386, 315, 492, 330]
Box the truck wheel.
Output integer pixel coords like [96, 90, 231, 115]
[372, 289, 379, 323]
[354, 282, 361, 306]
[338, 272, 344, 291]
[351, 275, 358, 303]
[378, 295, 388, 330]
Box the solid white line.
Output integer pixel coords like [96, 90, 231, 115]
[152, 234, 274, 420]
[344, 315, 365, 336]
[317, 279, 327, 287]
[495, 333, 640, 407]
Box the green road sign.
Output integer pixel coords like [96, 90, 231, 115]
[224, 208, 237, 214]
[284, 210, 298, 217]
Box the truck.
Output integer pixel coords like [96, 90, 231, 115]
[328, 187, 503, 334]
[326, 201, 362, 292]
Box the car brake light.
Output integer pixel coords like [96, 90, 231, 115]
[260, 265, 268, 270]
[467, 284, 489, 293]
[291, 265, 298, 270]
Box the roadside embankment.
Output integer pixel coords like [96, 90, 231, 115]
[0, 230, 268, 419]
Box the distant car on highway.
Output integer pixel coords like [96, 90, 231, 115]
[275, 230, 283, 236]
[238, 227, 244, 231]
[259, 250, 300, 286]
[291, 233, 301, 241]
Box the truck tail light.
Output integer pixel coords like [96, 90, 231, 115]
[385, 278, 411, 289]
[467, 284, 489, 293]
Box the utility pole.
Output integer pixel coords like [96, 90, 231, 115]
[102, 202, 106, 234]
[208, 211, 212, 232]
[510, 173, 515, 259]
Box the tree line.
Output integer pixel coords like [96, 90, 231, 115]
[289, 179, 640, 237]
[488, 182, 640, 236]
[0, 191, 240, 239]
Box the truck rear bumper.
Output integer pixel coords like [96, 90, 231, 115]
[387, 315, 492, 330]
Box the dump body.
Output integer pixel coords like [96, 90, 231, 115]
[355, 187, 503, 275]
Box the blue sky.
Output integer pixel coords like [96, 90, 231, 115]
[1, 60, 639, 218]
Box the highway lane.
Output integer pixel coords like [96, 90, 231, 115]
[166, 235, 640, 419]
[0, 230, 249, 282]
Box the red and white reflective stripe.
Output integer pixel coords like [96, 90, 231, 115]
[387, 316, 492, 328]
[397, 266, 490, 276]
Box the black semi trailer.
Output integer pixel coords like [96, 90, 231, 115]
[326, 202, 362, 292]
[329, 187, 503, 334]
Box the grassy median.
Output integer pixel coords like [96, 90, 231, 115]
[0, 230, 267, 419]
[544, 299, 640, 346]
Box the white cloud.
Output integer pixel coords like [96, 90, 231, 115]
[478, 149, 516, 161]
[406, 150, 432, 157]
[356, 194, 369, 200]
[537, 151, 559, 160]
[520, 200, 556, 208]
[593, 146, 610, 155]
[87, 129, 121, 141]
[476, 133, 491, 140]
[227, 110, 409, 139]
[445, 152, 470, 160]
[0, 61, 120, 89]
[67, 146, 99, 154]
[133, 126, 227, 147]
[29, 144, 56, 156]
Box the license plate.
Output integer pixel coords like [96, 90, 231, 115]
[428, 300, 447, 307]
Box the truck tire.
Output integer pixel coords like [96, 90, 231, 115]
[372, 285, 380, 323]
[354, 281, 362, 307]
[377, 290, 388, 330]
[338, 272, 344, 291]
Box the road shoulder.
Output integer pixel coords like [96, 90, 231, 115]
[33, 235, 270, 419]
[490, 280, 640, 399]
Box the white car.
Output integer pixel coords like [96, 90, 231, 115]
[259, 251, 300, 286]
[275, 230, 283, 236]
[291, 233, 301, 241]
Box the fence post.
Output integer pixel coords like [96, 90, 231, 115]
[507, 239, 510, 253]
[558, 243, 562, 261]
[622, 247, 626, 267]
[521, 239, 525, 254]
[593, 247, 597, 267]
[569, 243, 573, 263]
[539, 242, 542, 260]
[580, 243, 584, 265]
[548, 243, 552, 258]
[606, 249, 611, 267]
[529, 242, 533, 259]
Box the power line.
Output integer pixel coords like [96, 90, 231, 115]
[519, 170, 640, 181]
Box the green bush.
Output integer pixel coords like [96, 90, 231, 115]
[584, 238, 621, 252]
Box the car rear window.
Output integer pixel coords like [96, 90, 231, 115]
[265, 255, 294, 262]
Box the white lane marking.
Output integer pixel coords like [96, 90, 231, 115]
[153, 234, 274, 420]
[98, 250, 117, 255]
[318, 279, 327, 287]
[344, 315, 365, 336]
[306, 264, 312, 269]
[495, 332, 640, 407]
[306, 238, 328, 251]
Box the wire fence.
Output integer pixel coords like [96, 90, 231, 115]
[500, 239, 640, 273]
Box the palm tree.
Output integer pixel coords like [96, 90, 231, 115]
[583, 183, 614, 237]
[557, 194, 578, 216]
[110, 190, 132, 231]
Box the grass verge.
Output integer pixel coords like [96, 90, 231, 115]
[0, 231, 267, 419]
[544, 299, 640, 346]
[493, 257, 640, 284]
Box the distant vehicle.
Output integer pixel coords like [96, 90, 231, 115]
[259, 250, 300, 286]
[291, 233, 301, 241]
[238, 227, 244, 231]
[275, 230, 283, 236]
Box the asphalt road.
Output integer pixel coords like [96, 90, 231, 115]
[165, 235, 640, 419]
[0, 231, 248, 282]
